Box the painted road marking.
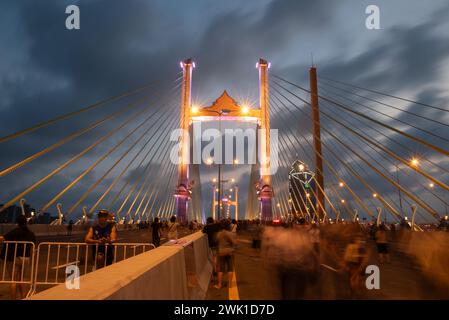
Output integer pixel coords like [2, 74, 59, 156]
[228, 269, 240, 300]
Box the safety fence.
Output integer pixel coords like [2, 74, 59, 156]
[28, 232, 212, 300]
[0, 241, 154, 298]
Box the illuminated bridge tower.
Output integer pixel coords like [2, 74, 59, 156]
[257, 59, 273, 221]
[175, 58, 273, 222]
[175, 58, 194, 223]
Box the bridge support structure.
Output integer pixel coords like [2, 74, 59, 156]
[257, 58, 273, 222]
[175, 59, 194, 223]
[309, 66, 325, 221]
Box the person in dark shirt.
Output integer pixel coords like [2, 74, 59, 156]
[151, 217, 162, 247]
[67, 220, 74, 236]
[85, 210, 117, 268]
[202, 217, 222, 276]
[0, 214, 36, 299]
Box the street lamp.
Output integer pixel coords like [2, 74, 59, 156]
[205, 109, 231, 220]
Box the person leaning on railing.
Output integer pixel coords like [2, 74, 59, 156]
[85, 209, 117, 268]
[0, 214, 36, 299]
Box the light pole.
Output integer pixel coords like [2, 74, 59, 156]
[395, 163, 404, 215]
[206, 108, 231, 220]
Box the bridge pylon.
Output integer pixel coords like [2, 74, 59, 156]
[257, 58, 273, 222]
[175, 58, 194, 223]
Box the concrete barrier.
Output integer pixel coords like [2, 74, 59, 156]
[164, 232, 213, 299]
[28, 232, 212, 300]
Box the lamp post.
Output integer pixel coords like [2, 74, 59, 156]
[205, 108, 230, 220]
[395, 163, 404, 215]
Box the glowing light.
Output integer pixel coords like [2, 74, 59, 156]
[277, 203, 281, 207]
[429, 183, 435, 188]
[255, 62, 259, 68]
[288, 199, 292, 202]
[404, 216, 408, 221]
[230, 188, 233, 192]
[192, 62, 196, 68]
[268, 62, 271, 69]
[298, 164, 305, 171]
[31, 211, 35, 217]
[180, 61, 183, 68]
[191, 105, 200, 114]
[231, 178, 235, 183]
[233, 159, 239, 164]
[241, 106, 250, 114]
[445, 215, 448, 221]
[373, 193, 378, 198]
[206, 158, 213, 165]
[306, 193, 311, 198]
[215, 188, 219, 192]
[339, 182, 344, 188]
[341, 199, 345, 204]
[212, 178, 217, 183]
[411, 158, 419, 167]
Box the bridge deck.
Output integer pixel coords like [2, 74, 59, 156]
[206, 230, 449, 300]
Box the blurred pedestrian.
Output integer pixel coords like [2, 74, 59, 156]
[375, 223, 390, 263]
[67, 219, 74, 236]
[202, 217, 221, 277]
[214, 220, 237, 289]
[151, 217, 162, 247]
[167, 215, 179, 240]
[342, 233, 369, 297]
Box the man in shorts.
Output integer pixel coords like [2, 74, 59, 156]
[85, 209, 117, 268]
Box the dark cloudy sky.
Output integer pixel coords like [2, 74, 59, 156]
[1, 0, 448, 222]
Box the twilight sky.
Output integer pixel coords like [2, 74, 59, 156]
[1, 0, 448, 222]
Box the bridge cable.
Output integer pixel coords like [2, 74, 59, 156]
[270, 90, 376, 218]
[272, 75, 449, 158]
[270, 81, 440, 220]
[0, 73, 182, 144]
[66, 97, 179, 218]
[318, 76, 449, 114]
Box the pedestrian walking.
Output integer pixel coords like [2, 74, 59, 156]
[151, 217, 162, 247]
[67, 219, 74, 236]
[202, 217, 222, 279]
[214, 220, 237, 289]
[375, 223, 390, 263]
[167, 215, 179, 241]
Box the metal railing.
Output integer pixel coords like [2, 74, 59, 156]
[31, 242, 155, 294]
[0, 241, 36, 297]
[1, 241, 155, 298]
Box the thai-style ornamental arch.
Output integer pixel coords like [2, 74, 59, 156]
[174, 58, 274, 223]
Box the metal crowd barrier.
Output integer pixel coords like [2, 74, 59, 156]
[31, 242, 155, 295]
[0, 241, 36, 297]
[1, 241, 155, 298]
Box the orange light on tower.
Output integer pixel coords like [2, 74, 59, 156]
[411, 158, 419, 167]
[191, 105, 200, 114]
